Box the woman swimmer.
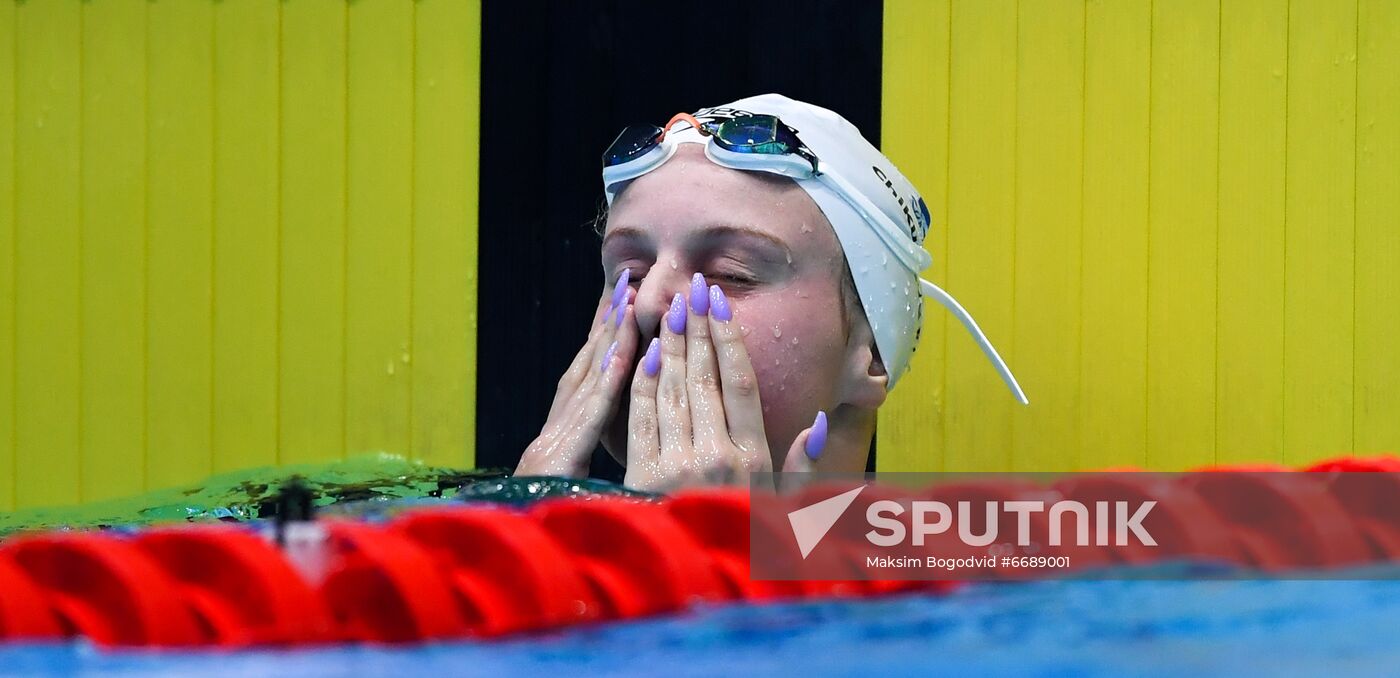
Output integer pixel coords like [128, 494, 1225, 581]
[515, 95, 1027, 491]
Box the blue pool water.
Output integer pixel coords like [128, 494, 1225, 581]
[4, 578, 1399, 677]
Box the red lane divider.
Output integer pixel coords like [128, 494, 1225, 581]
[1, 533, 202, 646]
[394, 506, 600, 636]
[135, 527, 333, 646]
[319, 521, 468, 643]
[0, 552, 62, 640]
[531, 497, 728, 620]
[0, 455, 1396, 648]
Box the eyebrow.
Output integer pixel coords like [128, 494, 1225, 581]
[602, 223, 794, 259]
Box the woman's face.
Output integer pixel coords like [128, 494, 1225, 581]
[600, 144, 853, 468]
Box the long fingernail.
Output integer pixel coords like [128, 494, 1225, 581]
[666, 292, 687, 334]
[600, 340, 618, 371]
[643, 337, 661, 377]
[690, 272, 710, 315]
[615, 302, 628, 328]
[610, 268, 631, 310]
[708, 285, 731, 322]
[805, 411, 828, 460]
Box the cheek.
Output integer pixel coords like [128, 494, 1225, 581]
[733, 293, 846, 437]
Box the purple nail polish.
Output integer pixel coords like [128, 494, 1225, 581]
[601, 305, 613, 326]
[600, 340, 618, 371]
[610, 268, 631, 310]
[805, 411, 828, 460]
[666, 293, 687, 334]
[614, 302, 628, 328]
[708, 285, 731, 322]
[689, 272, 710, 315]
[643, 337, 661, 377]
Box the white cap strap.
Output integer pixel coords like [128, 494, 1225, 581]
[918, 278, 1029, 405]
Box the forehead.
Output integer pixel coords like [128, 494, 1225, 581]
[604, 146, 838, 252]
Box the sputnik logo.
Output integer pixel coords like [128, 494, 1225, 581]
[787, 486, 867, 559]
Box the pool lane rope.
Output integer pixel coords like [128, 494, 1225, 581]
[0, 455, 1397, 647]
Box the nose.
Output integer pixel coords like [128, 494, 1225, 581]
[631, 258, 690, 342]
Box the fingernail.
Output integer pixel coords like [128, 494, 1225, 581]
[615, 302, 628, 328]
[600, 340, 618, 371]
[708, 285, 731, 322]
[689, 272, 710, 315]
[805, 411, 828, 460]
[610, 268, 631, 309]
[666, 292, 687, 334]
[643, 337, 661, 377]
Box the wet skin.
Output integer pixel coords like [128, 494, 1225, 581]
[516, 145, 882, 490]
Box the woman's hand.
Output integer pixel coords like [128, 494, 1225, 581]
[623, 273, 827, 492]
[515, 271, 639, 478]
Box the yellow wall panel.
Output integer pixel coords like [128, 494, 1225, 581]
[14, 1, 81, 507]
[212, 0, 280, 473]
[6, 0, 481, 510]
[1282, 0, 1357, 466]
[880, 0, 951, 473]
[1078, 0, 1151, 471]
[412, 0, 480, 468]
[346, 0, 414, 457]
[1355, 0, 1400, 456]
[0, 2, 15, 511]
[81, 0, 147, 501]
[146, 0, 215, 490]
[1010, 0, 1083, 471]
[1146, 0, 1219, 470]
[942, 0, 1018, 472]
[884, 0, 1395, 471]
[1216, 0, 1287, 466]
[279, 0, 348, 467]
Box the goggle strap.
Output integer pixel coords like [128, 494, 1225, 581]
[918, 278, 1030, 405]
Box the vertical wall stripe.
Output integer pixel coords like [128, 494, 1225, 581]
[279, 0, 348, 467]
[346, 0, 414, 458]
[880, 0, 951, 473]
[1011, 0, 1084, 471]
[212, 0, 280, 473]
[1354, 0, 1400, 456]
[1079, 0, 1151, 470]
[1216, 0, 1287, 465]
[81, 0, 146, 501]
[145, 0, 215, 490]
[1282, 0, 1357, 466]
[942, 0, 1018, 472]
[1146, 0, 1220, 470]
[0, 0, 15, 511]
[412, 0, 479, 468]
[15, 1, 81, 507]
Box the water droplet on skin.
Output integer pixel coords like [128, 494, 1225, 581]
[740, 325, 752, 337]
[772, 325, 782, 338]
[669, 258, 679, 270]
[785, 251, 793, 266]
[790, 336, 799, 346]
[800, 223, 813, 234]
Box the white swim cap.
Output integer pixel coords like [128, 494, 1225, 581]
[602, 93, 1027, 403]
